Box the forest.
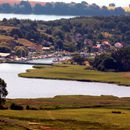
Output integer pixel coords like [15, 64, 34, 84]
[1, 16, 130, 52]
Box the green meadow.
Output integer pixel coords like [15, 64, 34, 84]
[1, 95, 130, 130]
[1, 108, 130, 130]
[19, 64, 130, 86]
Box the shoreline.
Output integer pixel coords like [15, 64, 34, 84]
[19, 73, 130, 87]
[19, 64, 130, 87]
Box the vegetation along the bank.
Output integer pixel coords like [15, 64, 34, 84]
[19, 64, 130, 86]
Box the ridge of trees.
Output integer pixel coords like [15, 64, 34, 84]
[0, 1, 128, 16]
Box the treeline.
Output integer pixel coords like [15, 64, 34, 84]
[0, 1, 127, 16]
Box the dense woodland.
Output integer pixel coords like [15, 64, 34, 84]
[1, 16, 130, 51]
[0, 1, 128, 16]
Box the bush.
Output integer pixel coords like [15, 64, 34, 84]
[112, 111, 122, 114]
[93, 46, 130, 72]
[10, 103, 24, 110]
[72, 53, 86, 65]
[93, 53, 118, 71]
[26, 105, 38, 110]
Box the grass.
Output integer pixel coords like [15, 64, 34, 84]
[17, 38, 39, 47]
[0, 35, 14, 43]
[19, 64, 130, 86]
[6, 95, 130, 110]
[1, 95, 130, 129]
[0, 34, 42, 50]
[0, 108, 130, 129]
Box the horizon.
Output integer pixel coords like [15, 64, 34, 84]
[29, 0, 130, 7]
[0, 0, 129, 7]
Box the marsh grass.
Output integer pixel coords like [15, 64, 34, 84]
[19, 64, 130, 86]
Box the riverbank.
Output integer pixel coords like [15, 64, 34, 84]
[19, 64, 130, 87]
[1, 95, 130, 130]
[6, 95, 130, 110]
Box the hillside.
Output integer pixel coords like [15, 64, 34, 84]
[1, 16, 130, 53]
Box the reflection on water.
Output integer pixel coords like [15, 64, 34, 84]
[0, 61, 130, 98]
[0, 13, 75, 21]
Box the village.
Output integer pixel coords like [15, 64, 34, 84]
[0, 37, 124, 65]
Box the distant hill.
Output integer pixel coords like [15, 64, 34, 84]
[107, 6, 130, 12]
[0, 1, 129, 16]
[0, 0, 18, 5]
[0, 0, 46, 6]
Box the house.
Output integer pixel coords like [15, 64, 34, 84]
[100, 40, 111, 50]
[0, 53, 10, 60]
[42, 47, 51, 51]
[114, 42, 124, 48]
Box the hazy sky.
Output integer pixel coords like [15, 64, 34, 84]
[30, 0, 130, 7]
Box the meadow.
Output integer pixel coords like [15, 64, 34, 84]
[19, 64, 130, 86]
[1, 95, 130, 130]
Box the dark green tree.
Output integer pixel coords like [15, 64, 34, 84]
[72, 53, 85, 65]
[0, 78, 8, 109]
[112, 46, 130, 71]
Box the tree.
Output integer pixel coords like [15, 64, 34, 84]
[0, 3, 12, 13]
[112, 46, 130, 71]
[14, 46, 28, 57]
[93, 46, 130, 72]
[0, 78, 8, 109]
[109, 3, 116, 7]
[72, 53, 85, 65]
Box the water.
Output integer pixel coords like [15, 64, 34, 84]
[0, 14, 130, 98]
[0, 60, 130, 98]
[27, 58, 54, 64]
[0, 13, 75, 21]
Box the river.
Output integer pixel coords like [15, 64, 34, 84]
[0, 13, 75, 21]
[0, 59, 130, 98]
[0, 14, 130, 98]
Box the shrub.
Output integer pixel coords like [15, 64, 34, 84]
[10, 103, 24, 110]
[26, 105, 38, 110]
[93, 46, 130, 72]
[112, 111, 122, 114]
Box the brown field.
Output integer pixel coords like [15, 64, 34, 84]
[107, 6, 130, 12]
[0, 25, 18, 31]
[0, 35, 14, 42]
[0, 34, 42, 50]
[17, 38, 37, 47]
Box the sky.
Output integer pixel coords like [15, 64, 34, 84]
[30, 0, 130, 7]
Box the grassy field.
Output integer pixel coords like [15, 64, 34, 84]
[1, 95, 130, 130]
[1, 108, 130, 130]
[0, 34, 42, 50]
[19, 64, 130, 86]
[6, 95, 130, 110]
